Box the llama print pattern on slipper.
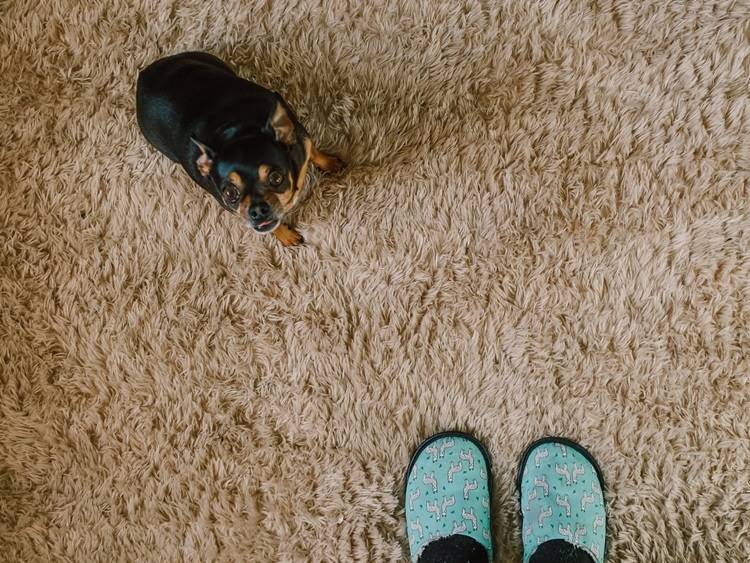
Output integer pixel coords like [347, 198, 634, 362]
[519, 441, 606, 563]
[405, 436, 492, 562]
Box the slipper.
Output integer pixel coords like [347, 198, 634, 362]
[517, 437, 606, 563]
[404, 431, 493, 562]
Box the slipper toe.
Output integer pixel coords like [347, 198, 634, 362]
[405, 433, 493, 562]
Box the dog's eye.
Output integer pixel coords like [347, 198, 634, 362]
[269, 171, 284, 187]
[223, 185, 240, 205]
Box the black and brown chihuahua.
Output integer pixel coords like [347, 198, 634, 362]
[136, 52, 344, 246]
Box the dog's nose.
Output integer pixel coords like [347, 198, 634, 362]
[249, 202, 271, 221]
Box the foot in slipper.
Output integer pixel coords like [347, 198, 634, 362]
[518, 438, 606, 563]
[405, 432, 493, 562]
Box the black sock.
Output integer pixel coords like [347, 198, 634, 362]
[414, 534, 594, 563]
[529, 539, 596, 563]
[417, 534, 489, 563]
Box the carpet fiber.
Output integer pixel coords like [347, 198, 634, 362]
[2, 1, 750, 561]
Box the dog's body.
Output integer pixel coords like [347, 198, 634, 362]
[136, 52, 344, 245]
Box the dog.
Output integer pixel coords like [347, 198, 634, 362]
[136, 52, 344, 246]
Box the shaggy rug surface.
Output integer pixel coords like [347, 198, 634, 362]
[2, 1, 749, 561]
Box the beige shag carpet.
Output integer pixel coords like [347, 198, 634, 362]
[2, 1, 750, 561]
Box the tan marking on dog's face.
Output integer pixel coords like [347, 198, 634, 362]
[263, 192, 280, 207]
[228, 171, 245, 189]
[276, 173, 296, 207]
[257, 164, 270, 184]
[237, 194, 252, 218]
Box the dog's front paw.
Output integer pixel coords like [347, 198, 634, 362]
[274, 224, 304, 246]
[312, 148, 347, 173]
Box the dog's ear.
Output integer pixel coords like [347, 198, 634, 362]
[267, 101, 296, 145]
[190, 137, 215, 177]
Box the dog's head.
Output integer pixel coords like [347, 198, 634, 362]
[191, 103, 304, 234]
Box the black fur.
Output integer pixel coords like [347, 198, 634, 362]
[136, 52, 310, 232]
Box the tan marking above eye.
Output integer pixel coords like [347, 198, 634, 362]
[258, 164, 270, 184]
[228, 171, 244, 188]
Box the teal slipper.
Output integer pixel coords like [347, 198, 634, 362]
[517, 438, 606, 563]
[404, 432, 493, 562]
